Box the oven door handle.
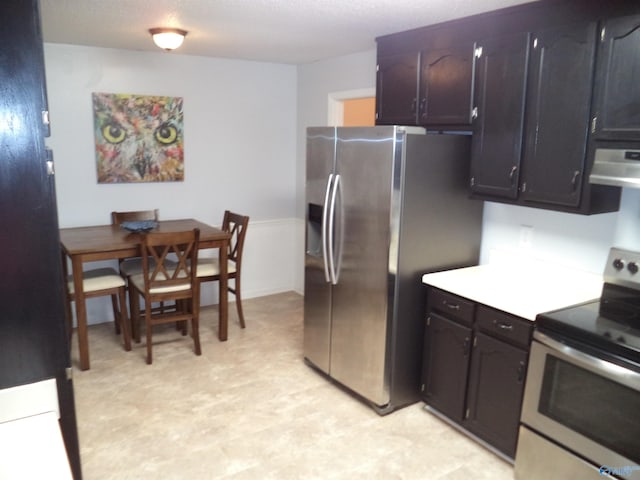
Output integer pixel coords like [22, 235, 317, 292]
[533, 330, 640, 389]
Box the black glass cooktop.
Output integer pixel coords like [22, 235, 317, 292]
[536, 284, 640, 366]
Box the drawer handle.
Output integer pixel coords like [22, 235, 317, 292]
[494, 320, 513, 331]
[443, 300, 460, 311]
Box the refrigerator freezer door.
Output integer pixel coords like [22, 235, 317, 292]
[329, 126, 399, 406]
[304, 128, 336, 374]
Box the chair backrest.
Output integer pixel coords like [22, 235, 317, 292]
[111, 209, 159, 225]
[140, 229, 200, 296]
[222, 211, 249, 268]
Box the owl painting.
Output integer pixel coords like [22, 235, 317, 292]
[92, 92, 184, 183]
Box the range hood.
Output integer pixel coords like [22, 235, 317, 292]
[589, 147, 640, 189]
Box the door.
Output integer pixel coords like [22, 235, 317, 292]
[329, 126, 396, 406]
[0, 0, 81, 477]
[376, 52, 420, 125]
[464, 332, 528, 458]
[593, 14, 640, 141]
[419, 42, 476, 126]
[422, 313, 472, 422]
[470, 32, 530, 199]
[303, 127, 335, 374]
[521, 22, 597, 207]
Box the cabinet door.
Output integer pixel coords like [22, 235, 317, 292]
[521, 23, 597, 207]
[464, 332, 528, 458]
[1, 0, 80, 477]
[419, 42, 475, 125]
[421, 313, 472, 423]
[376, 52, 420, 125]
[593, 14, 640, 141]
[470, 32, 530, 199]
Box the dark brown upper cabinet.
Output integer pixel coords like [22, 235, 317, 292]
[376, 42, 476, 127]
[470, 32, 530, 200]
[374, 0, 640, 214]
[376, 52, 420, 125]
[592, 14, 640, 142]
[418, 42, 476, 126]
[470, 23, 620, 213]
[520, 22, 598, 208]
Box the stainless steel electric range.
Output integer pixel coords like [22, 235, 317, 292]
[515, 248, 640, 480]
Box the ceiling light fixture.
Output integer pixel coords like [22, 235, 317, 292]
[149, 27, 188, 51]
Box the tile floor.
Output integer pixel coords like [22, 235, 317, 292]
[72, 292, 515, 479]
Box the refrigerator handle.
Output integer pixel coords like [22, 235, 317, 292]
[321, 174, 334, 283]
[328, 173, 340, 285]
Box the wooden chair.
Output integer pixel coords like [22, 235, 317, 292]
[111, 209, 159, 280]
[111, 209, 167, 338]
[64, 266, 132, 354]
[129, 229, 201, 364]
[196, 211, 249, 328]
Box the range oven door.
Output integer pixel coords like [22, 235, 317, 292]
[519, 331, 640, 478]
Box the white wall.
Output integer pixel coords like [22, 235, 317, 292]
[480, 188, 640, 274]
[44, 44, 298, 323]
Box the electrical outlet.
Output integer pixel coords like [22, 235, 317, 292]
[519, 225, 533, 248]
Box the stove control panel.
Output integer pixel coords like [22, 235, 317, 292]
[604, 247, 640, 290]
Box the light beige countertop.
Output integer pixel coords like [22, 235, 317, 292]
[422, 256, 603, 321]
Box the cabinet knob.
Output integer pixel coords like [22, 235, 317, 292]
[419, 98, 427, 117]
[571, 170, 581, 191]
[443, 300, 460, 310]
[494, 320, 513, 331]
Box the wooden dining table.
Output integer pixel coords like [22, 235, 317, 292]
[59, 218, 231, 371]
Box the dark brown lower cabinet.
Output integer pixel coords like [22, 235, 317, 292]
[463, 332, 528, 458]
[421, 313, 472, 422]
[421, 288, 532, 460]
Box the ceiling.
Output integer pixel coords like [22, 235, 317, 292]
[39, 0, 535, 65]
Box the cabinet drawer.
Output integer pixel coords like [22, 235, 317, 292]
[428, 288, 475, 326]
[476, 306, 532, 348]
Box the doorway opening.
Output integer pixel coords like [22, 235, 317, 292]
[327, 88, 376, 126]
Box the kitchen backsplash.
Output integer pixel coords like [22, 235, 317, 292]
[480, 187, 640, 275]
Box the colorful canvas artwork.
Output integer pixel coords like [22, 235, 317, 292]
[92, 92, 184, 183]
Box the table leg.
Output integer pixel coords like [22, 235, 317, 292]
[218, 240, 228, 341]
[60, 251, 73, 343]
[71, 256, 90, 370]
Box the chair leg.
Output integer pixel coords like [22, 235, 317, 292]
[145, 309, 153, 365]
[131, 288, 141, 344]
[116, 288, 131, 352]
[127, 281, 139, 343]
[233, 278, 246, 329]
[192, 294, 201, 355]
[110, 294, 121, 335]
[192, 317, 201, 356]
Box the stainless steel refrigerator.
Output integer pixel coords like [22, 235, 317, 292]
[304, 126, 483, 414]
